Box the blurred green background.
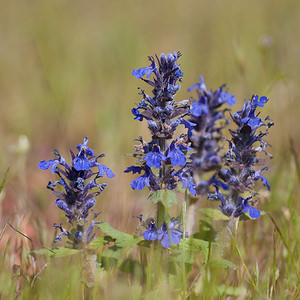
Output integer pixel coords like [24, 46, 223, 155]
[0, 0, 300, 248]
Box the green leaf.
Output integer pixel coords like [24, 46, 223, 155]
[88, 237, 105, 249]
[181, 237, 210, 251]
[180, 237, 214, 262]
[96, 222, 142, 247]
[149, 190, 177, 208]
[102, 245, 123, 259]
[32, 247, 80, 258]
[172, 238, 216, 264]
[199, 208, 230, 221]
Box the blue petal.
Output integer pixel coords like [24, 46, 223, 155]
[188, 75, 206, 92]
[191, 98, 208, 117]
[257, 174, 270, 191]
[130, 176, 147, 190]
[73, 155, 90, 171]
[209, 176, 229, 190]
[76, 137, 94, 156]
[241, 116, 263, 127]
[144, 146, 166, 168]
[144, 153, 162, 168]
[244, 204, 260, 219]
[180, 119, 196, 138]
[188, 183, 196, 196]
[259, 96, 268, 106]
[254, 168, 270, 191]
[221, 92, 236, 106]
[132, 61, 156, 79]
[174, 68, 183, 78]
[124, 166, 142, 174]
[171, 229, 182, 245]
[104, 167, 115, 178]
[132, 67, 151, 79]
[142, 229, 159, 240]
[38, 159, 58, 173]
[182, 179, 196, 196]
[252, 95, 268, 107]
[167, 143, 186, 166]
[96, 163, 115, 178]
[161, 233, 171, 248]
[132, 108, 144, 121]
[188, 82, 201, 92]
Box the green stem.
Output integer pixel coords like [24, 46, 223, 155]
[157, 201, 165, 228]
[157, 138, 167, 225]
[182, 190, 187, 294]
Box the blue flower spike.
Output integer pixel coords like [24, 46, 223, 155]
[209, 94, 273, 219]
[189, 76, 236, 196]
[126, 51, 194, 197]
[39, 137, 113, 247]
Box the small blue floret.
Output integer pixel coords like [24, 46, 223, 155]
[144, 145, 166, 168]
[166, 142, 186, 166]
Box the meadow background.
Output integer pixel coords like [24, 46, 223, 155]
[1, 0, 300, 298]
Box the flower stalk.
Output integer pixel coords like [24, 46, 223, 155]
[126, 52, 195, 247]
[39, 137, 114, 248]
[187, 76, 236, 233]
[208, 95, 273, 218]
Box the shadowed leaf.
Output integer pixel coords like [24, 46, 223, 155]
[96, 222, 142, 247]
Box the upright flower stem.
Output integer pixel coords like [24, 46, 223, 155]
[188, 76, 236, 233]
[82, 250, 99, 285]
[39, 137, 114, 247]
[126, 51, 196, 248]
[209, 95, 273, 219]
[157, 137, 167, 225]
[186, 195, 201, 234]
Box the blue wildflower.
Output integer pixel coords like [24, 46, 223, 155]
[159, 219, 183, 248]
[243, 202, 260, 219]
[91, 156, 115, 178]
[179, 118, 196, 138]
[142, 218, 183, 248]
[126, 51, 193, 199]
[253, 167, 270, 191]
[124, 165, 143, 174]
[76, 137, 94, 156]
[38, 149, 70, 174]
[144, 144, 166, 168]
[73, 150, 91, 171]
[39, 137, 113, 248]
[132, 57, 157, 79]
[174, 168, 196, 196]
[142, 218, 162, 240]
[208, 187, 260, 219]
[53, 224, 70, 243]
[130, 51, 190, 138]
[187, 75, 206, 92]
[191, 96, 208, 117]
[252, 95, 268, 107]
[166, 141, 187, 166]
[213, 94, 273, 218]
[132, 108, 145, 121]
[189, 76, 235, 195]
[125, 165, 159, 191]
